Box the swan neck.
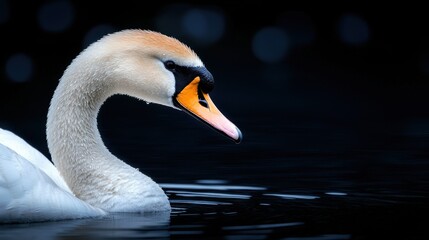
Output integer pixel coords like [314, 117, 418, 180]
[46, 62, 115, 185]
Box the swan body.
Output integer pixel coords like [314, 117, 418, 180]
[0, 29, 241, 223]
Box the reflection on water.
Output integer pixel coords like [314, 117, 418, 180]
[0, 211, 170, 240]
[160, 183, 266, 191]
[264, 193, 319, 200]
[0, 180, 428, 239]
[0, 181, 323, 239]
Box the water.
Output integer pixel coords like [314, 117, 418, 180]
[0, 180, 427, 239]
[1, 96, 429, 239]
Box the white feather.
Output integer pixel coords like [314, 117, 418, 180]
[0, 143, 105, 223]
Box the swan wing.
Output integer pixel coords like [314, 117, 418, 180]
[0, 143, 106, 223]
[0, 128, 71, 193]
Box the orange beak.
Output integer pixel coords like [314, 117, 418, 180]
[174, 77, 242, 143]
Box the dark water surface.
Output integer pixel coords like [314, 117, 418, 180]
[1, 108, 428, 240]
[0, 180, 427, 240]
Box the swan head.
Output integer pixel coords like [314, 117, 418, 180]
[83, 29, 242, 143]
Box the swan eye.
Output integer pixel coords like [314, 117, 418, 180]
[164, 60, 177, 71]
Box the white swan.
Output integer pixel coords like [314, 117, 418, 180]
[0, 29, 242, 223]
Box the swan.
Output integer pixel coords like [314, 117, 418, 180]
[0, 29, 242, 223]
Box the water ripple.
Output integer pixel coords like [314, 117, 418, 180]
[223, 222, 304, 230]
[167, 190, 251, 199]
[170, 199, 232, 206]
[264, 193, 320, 200]
[325, 192, 348, 196]
[196, 179, 228, 184]
[161, 183, 266, 191]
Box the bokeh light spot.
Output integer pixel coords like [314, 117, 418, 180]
[0, 0, 10, 24]
[38, 0, 74, 32]
[5, 53, 34, 83]
[338, 14, 370, 46]
[252, 27, 289, 63]
[83, 24, 116, 48]
[182, 7, 225, 46]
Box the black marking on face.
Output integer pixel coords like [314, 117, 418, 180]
[163, 60, 214, 96]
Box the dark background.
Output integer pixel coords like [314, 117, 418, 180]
[1, 1, 429, 189]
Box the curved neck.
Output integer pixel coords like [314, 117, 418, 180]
[46, 60, 116, 195]
[45, 57, 170, 212]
